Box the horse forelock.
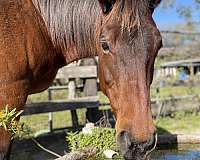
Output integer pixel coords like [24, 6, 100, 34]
[103, 0, 149, 32]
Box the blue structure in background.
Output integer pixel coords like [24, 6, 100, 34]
[179, 70, 188, 81]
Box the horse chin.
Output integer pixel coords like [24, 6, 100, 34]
[123, 147, 151, 160]
[124, 152, 149, 160]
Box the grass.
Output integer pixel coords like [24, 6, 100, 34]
[20, 110, 87, 134]
[67, 128, 119, 159]
[150, 85, 200, 98]
[156, 111, 200, 134]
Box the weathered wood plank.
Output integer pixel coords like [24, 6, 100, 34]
[49, 86, 68, 90]
[82, 58, 102, 123]
[84, 78, 101, 123]
[56, 66, 97, 79]
[68, 79, 79, 128]
[23, 96, 99, 116]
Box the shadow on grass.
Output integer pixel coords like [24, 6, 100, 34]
[157, 127, 179, 150]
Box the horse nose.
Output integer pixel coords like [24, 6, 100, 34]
[117, 131, 157, 160]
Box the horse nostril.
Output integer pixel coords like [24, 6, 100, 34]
[117, 131, 136, 155]
[117, 131, 132, 149]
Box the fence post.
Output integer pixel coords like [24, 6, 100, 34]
[48, 89, 53, 132]
[155, 87, 164, 120]
[82, 58, 102, 123]
[68, 78, 79, 128]
[189, 63, 194, 77]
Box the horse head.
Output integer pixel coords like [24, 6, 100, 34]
[97, 0, 162, 159]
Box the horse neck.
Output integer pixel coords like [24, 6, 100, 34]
[32, 0, 102, 64]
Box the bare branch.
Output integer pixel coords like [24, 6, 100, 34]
[55, 147, 97, 160]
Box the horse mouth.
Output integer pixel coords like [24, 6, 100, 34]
[121, 133, 157, 160]
[123, 148, 151, 160]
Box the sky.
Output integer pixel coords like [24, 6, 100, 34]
[153, 0, 199, 30]
[153, 7, 183, 29]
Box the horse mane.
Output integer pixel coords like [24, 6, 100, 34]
[32, 0, 148, 60]
[32, 0, 102, 59]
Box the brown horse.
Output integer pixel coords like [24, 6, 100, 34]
[0, 0, 162, 159]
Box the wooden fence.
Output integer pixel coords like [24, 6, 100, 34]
[23, 60, 200, 131]
[23, 59, 100, 131]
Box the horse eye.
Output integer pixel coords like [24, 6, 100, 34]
[101, 42, 110, 54]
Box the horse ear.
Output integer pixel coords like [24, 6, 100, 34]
[98, 0, 116, 14]
[149, 0, 161, 10]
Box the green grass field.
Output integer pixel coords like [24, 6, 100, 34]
[156, 111, 200, 134]
[150, 85, 200, 98]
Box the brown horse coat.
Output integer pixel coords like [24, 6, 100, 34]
[0, 0, 162, 159]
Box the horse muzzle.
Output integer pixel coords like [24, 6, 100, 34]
[117, 131, 157, 160]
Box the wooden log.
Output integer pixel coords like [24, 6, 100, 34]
[158, 134, 200, 145]
[55, 147, 97, 160]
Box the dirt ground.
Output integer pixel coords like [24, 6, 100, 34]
[10, 131, 67, 160]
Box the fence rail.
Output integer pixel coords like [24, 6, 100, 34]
[56, 66, 97, 79]
[24, 96, 99, 116]
[23, 63, 200, 130]
[24, 94, 199, 116]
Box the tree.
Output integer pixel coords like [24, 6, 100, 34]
[160, 0, 200, 47]
[160, 0, 200, 22]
